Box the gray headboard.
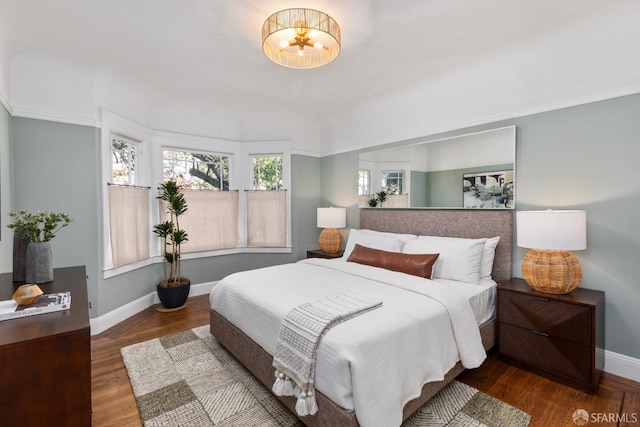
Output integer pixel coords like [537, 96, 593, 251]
[360, 209, 513, 283]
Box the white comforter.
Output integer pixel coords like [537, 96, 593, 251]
[210, 258, 486, 427]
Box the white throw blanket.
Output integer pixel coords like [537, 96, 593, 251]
[272, 293, 383, 416]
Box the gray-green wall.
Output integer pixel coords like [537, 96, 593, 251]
[410, 171, 428, 207]
[321, 93, 640, 360]
[11, 118, 102, 312]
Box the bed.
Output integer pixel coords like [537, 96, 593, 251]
[210, 209, 512, 427]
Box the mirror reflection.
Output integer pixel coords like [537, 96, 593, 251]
[358, 126, 516, 209]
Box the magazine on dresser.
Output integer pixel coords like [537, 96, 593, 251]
[0, 291, 72, 321]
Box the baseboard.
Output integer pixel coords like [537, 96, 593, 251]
[89, 281, 217, 335]
[604, 350, 640, 384]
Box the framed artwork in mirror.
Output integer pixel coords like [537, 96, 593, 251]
[463, 170, 514, 209]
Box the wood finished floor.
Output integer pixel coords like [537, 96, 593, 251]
[91, 294, 640, 427]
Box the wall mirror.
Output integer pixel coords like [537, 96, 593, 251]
[358, 126, 516, 209]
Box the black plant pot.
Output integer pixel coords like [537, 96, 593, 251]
[156, 278, 191, 309]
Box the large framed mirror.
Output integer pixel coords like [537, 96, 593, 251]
[358, 126, 516, 209]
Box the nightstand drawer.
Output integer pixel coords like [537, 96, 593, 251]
[307, 249, 344, 259]
[499, 323, 593, 385]
[499, 291, 592, 345]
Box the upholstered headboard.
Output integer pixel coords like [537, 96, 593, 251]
[360, 209, 513, 284]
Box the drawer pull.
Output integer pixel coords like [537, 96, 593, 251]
[534, 296, 550, 302]
[531, 330, 549, 337]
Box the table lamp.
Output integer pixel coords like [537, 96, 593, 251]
[317, 207, 346, 254]
[517, 210, 587, 294]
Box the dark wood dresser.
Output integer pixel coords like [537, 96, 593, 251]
[498, 278, 605, 392]
[0, 266, 91, 426]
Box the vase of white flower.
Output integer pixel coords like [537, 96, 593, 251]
[7, 209, 73, 283]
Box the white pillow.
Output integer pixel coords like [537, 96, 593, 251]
[403, 236, 486, 283]
[480, 236, 500, 280]
[342, 229, 410, 260]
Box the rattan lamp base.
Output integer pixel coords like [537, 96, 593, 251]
[521, 249, 582, 294]
[318, 228, 344, 254]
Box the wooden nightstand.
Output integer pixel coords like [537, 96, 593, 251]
[307, 249, 344, 259]
[497, 278, 604, 392]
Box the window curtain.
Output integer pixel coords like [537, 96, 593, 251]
[168, 190, 239, 253]
[382, 194, 409, 208]
[108, 185, 150, 268]
[359, 194, 372, 208]
[246, 190, 286, 247]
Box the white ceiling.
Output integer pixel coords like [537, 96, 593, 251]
[2, 0, 640, 155]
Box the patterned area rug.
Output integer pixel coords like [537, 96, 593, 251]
[121, 326, 530, 427]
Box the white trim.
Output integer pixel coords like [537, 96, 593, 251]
[604, 349, 640, 384]
[292, 147, 323, 157]
[5, 83, 640, 157]
[89, 280, 218, 335]
[12, 108, 100, 128]
[102, 258, 155, 279]
[513, 83, 640, 122]
[102, 247, 292, 279]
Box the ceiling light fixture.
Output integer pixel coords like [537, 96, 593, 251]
[262, 8, 341, 69]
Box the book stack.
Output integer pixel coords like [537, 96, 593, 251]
[0, 291, 71, 321]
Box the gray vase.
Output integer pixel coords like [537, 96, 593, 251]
[13, 234, 29, 282]
[26, 241, 54, 283]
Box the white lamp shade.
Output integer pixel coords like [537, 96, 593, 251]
[317, 207, 346, 228]
[517, 210, 587, 250]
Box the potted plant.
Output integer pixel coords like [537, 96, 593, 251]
[367, 190, 388, 208]
[7, 210, 73, 283]
[153, 180, 190, 309]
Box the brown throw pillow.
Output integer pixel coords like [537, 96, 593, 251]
[347, 244, 439, 279]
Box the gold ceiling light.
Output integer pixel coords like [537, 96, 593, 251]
[262, 8, 341, 69]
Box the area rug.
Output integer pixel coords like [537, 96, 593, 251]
[121, 325, 530, 427]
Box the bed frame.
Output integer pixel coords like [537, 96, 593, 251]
[211, 209, 512, 426]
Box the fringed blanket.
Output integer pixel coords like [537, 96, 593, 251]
[272, 292, 383, 416]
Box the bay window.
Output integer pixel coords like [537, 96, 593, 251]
[101, 111, 291, 278]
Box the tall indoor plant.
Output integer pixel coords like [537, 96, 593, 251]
[153, 180, 190, 309]
[7, 210, 73, 283]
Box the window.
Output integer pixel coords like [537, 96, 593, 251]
[247, 154, 286, 247]
[252, 155, 283, 190]
[101, 110, 292, 278]
[381, 171, 404, 194]
[163, 149, 230, 190]
[106, 133, 150, 270]
[111, 135, 138, 185]
[358, 169, 370, 195]
[161, 148, 239, 253]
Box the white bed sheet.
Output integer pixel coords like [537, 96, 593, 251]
[210, 258, 490, 427]
[432, 277, 496, 325]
